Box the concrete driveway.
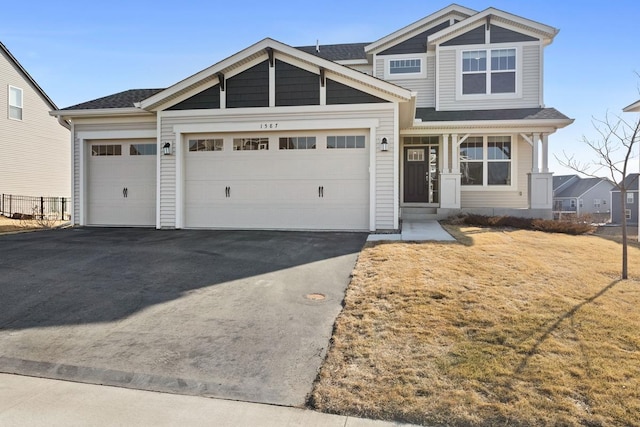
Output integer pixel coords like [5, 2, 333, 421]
[0, 228, 367, 406]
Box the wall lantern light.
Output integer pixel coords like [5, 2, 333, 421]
[162, 142, 172, 155]
[381, 137, 389, 152]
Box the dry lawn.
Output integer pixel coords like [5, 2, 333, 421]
[0, 215, 65, 233]
[311, 226, 640, 426]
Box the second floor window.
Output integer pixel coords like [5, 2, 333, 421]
[627, 192, 634, 205]
[389, 58, 421, 75]
[462, 48, 516, 95]
[9, 86, 23, 120]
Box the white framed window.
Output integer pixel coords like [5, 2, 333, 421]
[460, 135, 512, 187]
[8, 85, 23, 120]
[579, 199, 584, 208]
[627, 192, 634, 204]
[461, 48, 516, 96]
[594, 199, 601, 208]
[91, 144, 122, 156]
[570, 199, 576, 209]
[625, 209, 632, 220]
[384, 54, 428, 80]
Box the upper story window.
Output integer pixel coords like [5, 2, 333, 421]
[389, 59, 421, 75]
[8, 86, 23, 120]
[460, 136, 512, 187]
[462, 48, 516, 95]
[627, 192, 634, 205]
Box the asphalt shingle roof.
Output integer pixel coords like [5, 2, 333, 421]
[553, 175, 578, 191]
[614, 173, 640, 192]
[555, 177, 613, 198]
[295, 43, 368, 61]
[62, 89, 165, 110]
[415, 107, 571, 122]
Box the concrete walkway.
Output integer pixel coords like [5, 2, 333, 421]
[367, 220, 456, 242]
[0, 373, 415, 427]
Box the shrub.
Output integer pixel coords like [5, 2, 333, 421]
[451, 214, 595, 235]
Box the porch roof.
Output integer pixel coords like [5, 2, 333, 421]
[415, 107, 570, 122]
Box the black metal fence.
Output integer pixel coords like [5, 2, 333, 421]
[1, 194, 70, 220]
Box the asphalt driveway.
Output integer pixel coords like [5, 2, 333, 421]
[0, 228, 367, 406]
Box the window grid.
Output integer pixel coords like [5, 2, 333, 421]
[233, 138, 269, 151]
[460, 136, 512, 186]
[91, 144, 122, 156]
[279, 136, 316, 150]
[403, 136, 439, 145]
[626, 209, 632, 220]
[327, 135, 365, 149]
[462, 48, 516, 95]
[130, 144, 157, 156]
[389, 59, 421, 74]
[189, 139, 223, 152]
[627, 193, 634, 204]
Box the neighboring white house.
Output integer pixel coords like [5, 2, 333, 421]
[52, 4, 573, 231]
[1, 41, 70, 198]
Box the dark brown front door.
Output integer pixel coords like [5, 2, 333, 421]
[404, 146, 439, 203]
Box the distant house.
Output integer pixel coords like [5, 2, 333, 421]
[552, 175, 614, 220]
[611, 174, 639, 225]
[1, 41, 70, 198]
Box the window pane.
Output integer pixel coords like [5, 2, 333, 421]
[491, 49, 516, 71]
[9, 106, 22, 120]
[460, 140, 483, 160]
[355, 136, 365, 148]
[488, 162, 510, 185]
[390, 58, 421, 74]
[463, 74, 486, 94]
[491, 72, 516, 93]
[9, 87, 22, 107]
[487, 138, 511, 160]
[461, 162, 483, 185]
[462, 51, 486, 72]
[346, 136, 356, 148]
[327, 136, 336, 149]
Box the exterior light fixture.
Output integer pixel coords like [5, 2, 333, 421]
[162, 142, 171, 155]
[381, 137, 389, 152]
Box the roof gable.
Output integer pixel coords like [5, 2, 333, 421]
[555, 177, 614, 198]
[365, 4, 476, 54]
[429, 7, 558, 47]
[139, 38, 412, 111]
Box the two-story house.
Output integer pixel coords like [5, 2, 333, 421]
[552, 175, 614, 221]
[1, 42, 70, 199]
[51, 4, 572, 231]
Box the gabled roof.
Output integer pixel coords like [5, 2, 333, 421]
[295, 43, 368, 62]
[554, 177, 614, 198]
[365, 4, 476, 54]
[62, 89, 164, 110]
[138, 38, 412, 111]
[623, 100, 640, 113]
[428, 6, 558, 46]
[0, 41, 61, 113]
[613, 174, 640, 192]
[553, 175, 579, 192]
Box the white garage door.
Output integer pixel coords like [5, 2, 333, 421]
[184, 132, 369, 230]
[87, 140, 156, 226]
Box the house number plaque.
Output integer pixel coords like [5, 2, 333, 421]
[259, 123, 278, 129]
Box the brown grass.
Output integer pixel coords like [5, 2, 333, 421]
[311, 226, 640, 426]
[0, 215, 65, 233]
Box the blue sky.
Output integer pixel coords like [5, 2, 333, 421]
[2, 1, 639, 175]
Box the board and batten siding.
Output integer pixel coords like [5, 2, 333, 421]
[437, 44, 541, 110]
[159, 105, 397, 230]
[72, 120, 157, 225]
[374, 56, 436, 108]
[0, 51, 70, 198]
[460, 136, 531, 208]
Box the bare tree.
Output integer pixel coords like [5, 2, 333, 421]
[558, 111, 640, 279]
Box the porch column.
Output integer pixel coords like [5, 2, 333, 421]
[532, 132, 540, 173]
[541, 134, 549, 173]
[440, 133, 461, 209]
[442, 134, 450, 173]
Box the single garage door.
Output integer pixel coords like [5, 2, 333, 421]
[87, 140, 156, 226]
[184, 132, 369, 230]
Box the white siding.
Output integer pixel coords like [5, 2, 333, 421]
[73, 120, 156, 225]
[0, 50, 70, 198]
[437, 44, 541, 110]
[159, 105, 397, 230]
[460, 136, 531, 208]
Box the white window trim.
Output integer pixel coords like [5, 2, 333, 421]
[627, 192, 634, 204]
[454, 44, 524, 101]
[383, 53, 428, 80]
[8, 85, 23, 121]
[460, 134, 517, 191]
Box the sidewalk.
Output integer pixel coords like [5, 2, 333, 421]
[367, 219, 456, 242]
[0, 373, 414, 427]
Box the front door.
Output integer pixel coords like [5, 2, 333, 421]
[404, 146, 439, 203]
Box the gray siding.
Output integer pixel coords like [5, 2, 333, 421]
[490, 25, 538, 43]
[275, 60, 319, 106]
[167, 85, 220, 110]
[326, 79, 388, 105]
[438, 44, 541, 110]
[0, 49, 70, 198]
[442, 25, 485, 46]
[226, 60, 269, 108]
[380, 21, 450, 55]
[611, 191, 638, 225]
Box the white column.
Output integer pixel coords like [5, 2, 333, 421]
[452, 134, 459, 173]
[442, 134, 450, 173]
[541, 134, 549, 173]
[532, 132, 540, 173]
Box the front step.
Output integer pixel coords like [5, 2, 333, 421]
[402, 207, 438, 221]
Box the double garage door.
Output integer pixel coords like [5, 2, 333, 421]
[86, 132, 370, 230]
[184, 131, 370, 230]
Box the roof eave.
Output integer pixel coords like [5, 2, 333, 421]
[410, 117, 574, 130]
[50, 107, 153, 119]
[623, 100, 640, 112]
